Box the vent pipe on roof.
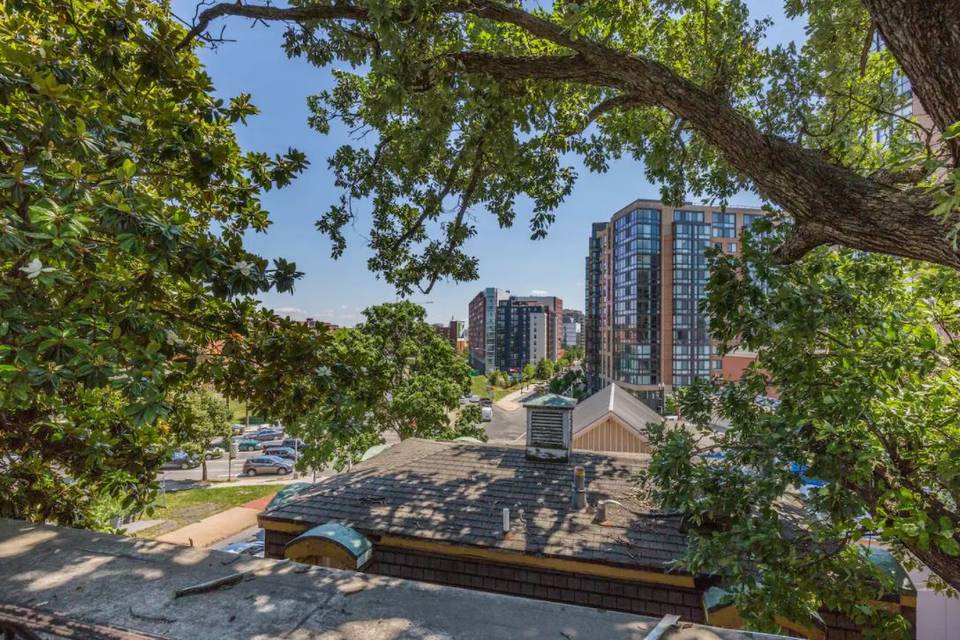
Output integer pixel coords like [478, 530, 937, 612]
[594, 499, 627, 524]
[573, 466, 587, 510]
[502, 507, 510, 536]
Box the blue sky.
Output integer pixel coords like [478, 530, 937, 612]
[173, 1, 804, 326]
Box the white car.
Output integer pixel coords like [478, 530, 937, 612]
[481, 406, 493, 422]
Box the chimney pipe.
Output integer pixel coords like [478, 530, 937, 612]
[502, 507, 510, 535]
[573, 466, 587, 510]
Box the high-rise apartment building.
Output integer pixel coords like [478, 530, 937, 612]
[468, 289, 563, 373]
[585, 200, 765, 411]
[562, 309, 584, 348]
[468, 288, 508, 373]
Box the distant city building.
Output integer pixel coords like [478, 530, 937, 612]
[432, 319, 468, 353]
[562, 309, 584, 348]
[585, 199, 766, 411]
[468, 289, 562, 373]
[447, 319, 467, 352]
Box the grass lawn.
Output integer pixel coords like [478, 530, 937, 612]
[136, 483, 284, 538]
[470, 374, 527, 402]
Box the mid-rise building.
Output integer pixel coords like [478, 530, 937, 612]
[585, 200, 765, 411]
[562, 309, 584, 348]
[468, 289, 562, 373]
[468, 288, 508, 372]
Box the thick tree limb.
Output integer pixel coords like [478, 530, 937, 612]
[446, 52, 601, 85]
[182, 0, 960, 271]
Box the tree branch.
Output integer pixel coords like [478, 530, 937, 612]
[771, 223, 831, 264]
[178, 3, 371, 50]
[181, 0, 960, 271]
[576, 93, 649, 134]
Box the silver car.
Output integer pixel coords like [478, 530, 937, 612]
[242, 455, 292, 476]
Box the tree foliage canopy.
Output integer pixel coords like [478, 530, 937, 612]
[0, 0, 308, 527]
[187, 0, 960, 295]
[287, 301, 485, 472]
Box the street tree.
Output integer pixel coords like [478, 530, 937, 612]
[521, 363, 536, 387]
[182, 0, 960, 295]
[287, 302, 486, 471]
[0, 0, 308, 528]
[169, 389, 232, 482]
[564, 345, 584, 363]
[535, 358, 555, 380]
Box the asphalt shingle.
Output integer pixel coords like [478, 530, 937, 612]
[261, 439, 688, 572]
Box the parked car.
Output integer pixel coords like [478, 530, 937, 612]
[231, 424, 246, 435]
[479, 397, 493, 407]
[263, 446, 299, 461]
[160, 451, 199, 470]
[281, 438, 304, 450]
[259, 438, 284, 450]
[242, 455, 291, 476]
[481, 406, 493, 422]
[205, 447, 224, 460]
[253, 429, 283, 442]
[234, 438, 260, 452]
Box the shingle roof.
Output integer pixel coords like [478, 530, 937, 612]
[573, 384, 664, 435]
[261, 439, 689, 572]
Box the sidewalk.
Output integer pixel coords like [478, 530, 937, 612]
[151, 479, 327, 548]
[495, 387, 535, 411]
[154, 504, 262, 548]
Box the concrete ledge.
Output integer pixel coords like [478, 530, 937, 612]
[0, 519, 787, 640]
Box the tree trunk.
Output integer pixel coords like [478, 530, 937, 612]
[202, 458, 208, 482]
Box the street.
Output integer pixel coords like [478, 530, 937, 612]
[158, 449, 321, 485]
[484, 402, 526, 444]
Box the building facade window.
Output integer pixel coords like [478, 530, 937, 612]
[711, 212, 735, 238]
[612, 208, 661, 387]
[672, 219, 711, 388]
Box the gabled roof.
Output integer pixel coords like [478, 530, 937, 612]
[260, 438, 687, 572]
[573, 384, 663, 436]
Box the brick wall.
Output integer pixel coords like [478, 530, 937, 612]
[368, 545, 706, 622]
